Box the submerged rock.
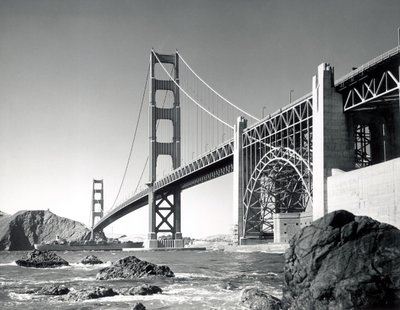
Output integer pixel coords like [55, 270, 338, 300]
[67, 286, 118, 301]
[36, 284, 70, 295]
[220, 281, 239, 290]
[241, 287, 282, 310]
[282, 210, 400, 309]
[81, 255, 103, 265]
[132, 303, 146, 310]
[128, 284, 162, 295]
[15, 250, 69, 268]
[96, 255, 174, 280]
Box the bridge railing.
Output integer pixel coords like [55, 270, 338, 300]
[153, 139, 234, 190]
[335, 46, 400, 87]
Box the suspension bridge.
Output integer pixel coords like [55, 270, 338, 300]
[91, 45, 400, 247]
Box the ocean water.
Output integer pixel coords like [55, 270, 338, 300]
[0, 250, 284, 309]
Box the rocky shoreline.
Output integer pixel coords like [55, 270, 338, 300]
[9, 210, 400, 309]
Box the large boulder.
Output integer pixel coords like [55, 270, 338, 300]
[81, 255, 103, 265]
[16, 250, 69, 268]
[241, 287, 282, 310]
[0, 210, 105, 250]
[282, 210, 400, 309]
[96, 256, 174, 280]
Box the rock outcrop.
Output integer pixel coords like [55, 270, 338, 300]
[128, 284, 162, 296]
[67, 286, 119, 301]
[36, 284, 70, 295]
[16, 250, 69, 268]
[81, 255, 103, 265]
[241, 287, 282, 310]
[282, 210, 400, 309]
[0, 210, 104, 250]
[96, 256, 174, 280]
[132, 303, 146, 310]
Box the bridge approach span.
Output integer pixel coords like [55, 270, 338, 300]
[93, 140, 234, 232]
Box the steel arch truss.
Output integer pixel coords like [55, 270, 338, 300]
[241, 96, 313, 239]
[243, 147, 312, 238]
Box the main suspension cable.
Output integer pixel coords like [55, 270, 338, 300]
[111, 64, 150, 209]
[152, 50, 234, 129]
[177, 50, 260, 122]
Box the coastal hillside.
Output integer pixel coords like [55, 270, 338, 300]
[0, 210, 94, 251]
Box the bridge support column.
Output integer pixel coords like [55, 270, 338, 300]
[145, 184, 158, 248]
[91, 179, 104, 240]
[312, 63, 353, 220]
[232, 116, 247, 245]
[146, 50, 183, 249]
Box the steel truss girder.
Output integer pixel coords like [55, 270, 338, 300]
[342, 69, 400, 112]
[153, 140, 234, 190]
[243, 97, 313, 149]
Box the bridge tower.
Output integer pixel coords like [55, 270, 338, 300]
[91, 179, 104, 240]
[147, 51, 183, 248]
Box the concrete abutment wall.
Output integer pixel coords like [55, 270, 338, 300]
[327, 158, 400, 229]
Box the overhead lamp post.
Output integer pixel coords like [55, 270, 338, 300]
[262, 106, 267, 118]
[398, 27, 400, 46]
[289, 90, 294, 104]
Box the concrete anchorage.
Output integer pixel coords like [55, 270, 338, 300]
[146, 51, 183, 249]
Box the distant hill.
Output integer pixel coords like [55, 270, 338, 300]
[0, 210, 101, 251]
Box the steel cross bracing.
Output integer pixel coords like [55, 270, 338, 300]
[335, 46, 400, 112]
[241, 96, 313, 239]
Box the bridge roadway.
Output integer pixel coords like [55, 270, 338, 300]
[93, 46, 400, 233]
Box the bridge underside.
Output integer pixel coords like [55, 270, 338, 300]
[93, 155, 233, 233]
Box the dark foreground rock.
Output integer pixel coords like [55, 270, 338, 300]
[283, 210, 400, 309]
[96, 256, 174, 280]
[36, 284, 70, 295]
[81, 255, 103, 265]
[16, 250, 69, 268]
[132, 303, 146, 310]
[241, 287, 282, 310]
[129, 284, 162, 295]
[67, 286, 118, 301]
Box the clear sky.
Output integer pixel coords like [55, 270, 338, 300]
[0, 0, 399, 238]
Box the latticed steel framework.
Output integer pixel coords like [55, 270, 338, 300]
[354, 124, 372, 168]
[242, 97, 313, 238]
[335, 46, 400, 112]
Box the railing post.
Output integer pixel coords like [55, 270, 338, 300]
[232, 116, 247, 245]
